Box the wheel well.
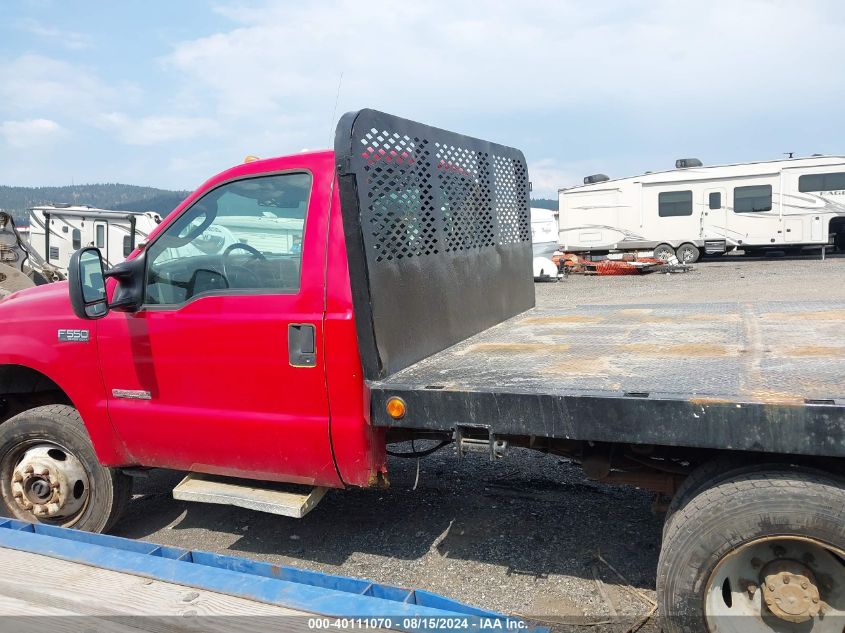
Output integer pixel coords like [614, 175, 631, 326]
[0, 365, 72, 424]
[830, 216, 845, 239]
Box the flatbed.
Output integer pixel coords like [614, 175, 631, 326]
[369, 301, 845, 457]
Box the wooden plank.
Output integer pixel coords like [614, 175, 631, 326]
[0, 547, 316, 632]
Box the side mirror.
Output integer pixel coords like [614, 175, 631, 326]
[68, 248, 109, 320]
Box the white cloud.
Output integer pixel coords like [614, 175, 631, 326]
[166, 1, 845, 121]
[528, 159, 592, 198]
[0, 118, 66, 148]
[16, 18, 92, 50]
[97, 113, 220, 145]
[0, 54, 123, 118]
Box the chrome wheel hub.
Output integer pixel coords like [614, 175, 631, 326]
[11, 444, 89, 519]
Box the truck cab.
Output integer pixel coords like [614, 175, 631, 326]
[0, 146, 387, 533]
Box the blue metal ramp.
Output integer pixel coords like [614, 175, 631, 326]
[0, 518, 542, 632]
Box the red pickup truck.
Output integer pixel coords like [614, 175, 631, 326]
[0, 110, 843, 632]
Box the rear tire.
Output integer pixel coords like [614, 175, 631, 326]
[675, 243, 700, 263]
[662, 458, 832, 537]
[0, 405, 131, 532]
[657, 469, 845, 633]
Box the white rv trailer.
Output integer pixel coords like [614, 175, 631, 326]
[28, 204, 162, 275]
[530, 207, 559, 258]
[558, 155, 845, 262]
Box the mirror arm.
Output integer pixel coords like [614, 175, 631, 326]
[104, 254, 146, 313]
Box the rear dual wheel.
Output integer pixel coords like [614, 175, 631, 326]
[658, 468, 845, 632]
[0, 405, 131, 532]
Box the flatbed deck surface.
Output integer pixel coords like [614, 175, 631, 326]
[378, 300, 844, 402]
[370, 301, 845, 456]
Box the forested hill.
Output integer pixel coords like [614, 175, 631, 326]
[1, 184, 557, 226]
[0, 184, 189, 224]
[530, 198, 558, 211]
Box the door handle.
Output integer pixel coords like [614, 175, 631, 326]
[288, 324, 316, 367]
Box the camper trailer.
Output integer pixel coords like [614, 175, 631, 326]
[28, 205, 162, 275]
[558, 155, 845, 262]
[530, 207, 559, 258]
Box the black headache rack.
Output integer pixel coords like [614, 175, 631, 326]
[334, 109, 534, 380]
[335, 110, 845, 458]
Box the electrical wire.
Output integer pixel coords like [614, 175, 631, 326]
[386, 439, 452, 459]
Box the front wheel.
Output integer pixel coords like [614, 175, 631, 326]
[675, 243, 700, 263]
[653, 244, 675, 261]
[0, 405, 131, 532]
[657, 469, 845, 632]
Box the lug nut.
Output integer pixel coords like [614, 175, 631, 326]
[39, 468, 50, 477]
[12, 472, 22, 483]
[783, 577, 790, 584]
[24, 465, 34, 474]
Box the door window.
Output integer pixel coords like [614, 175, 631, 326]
[145, 172, 311, 305]
[95, 224, 106, 248]
[708, 192, 721, 209]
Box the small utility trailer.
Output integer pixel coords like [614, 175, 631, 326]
[0, 517, 523, 632]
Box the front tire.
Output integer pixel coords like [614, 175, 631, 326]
[657, 469, 845, 632]
[654, 243, 675, 261]
[0, 405, 131, 532]
[676, 243, 700, 263]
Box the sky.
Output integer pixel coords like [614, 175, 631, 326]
[1, 0, 844, 197]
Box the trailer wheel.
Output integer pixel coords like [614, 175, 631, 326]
[675, 243, 700, 263]
[657, 469, 845, 633]
[0, 405, 132, 533]
[653, 244, 675, 261]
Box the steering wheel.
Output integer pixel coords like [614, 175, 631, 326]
[222, 243, 266, 288]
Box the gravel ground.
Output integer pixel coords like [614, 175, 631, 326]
[110, 253, 845, 631]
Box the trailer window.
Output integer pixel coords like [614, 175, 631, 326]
[708, 192, 721, 209]
[123, 235, 132, 257]
[145, 172, 311, 305]
[95, 225, 106, 248]
[72, 229, 81, 250]
[658, 191, 693, 217]
[798, 172, 845, 192]
[734, 185, 772, 213]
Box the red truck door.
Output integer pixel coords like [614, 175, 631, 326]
[95, 155, 342, 487]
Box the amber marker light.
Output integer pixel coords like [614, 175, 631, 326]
[386, 397, 406, 420]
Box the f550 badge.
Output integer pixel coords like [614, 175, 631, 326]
[58, 329, 90, 342]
